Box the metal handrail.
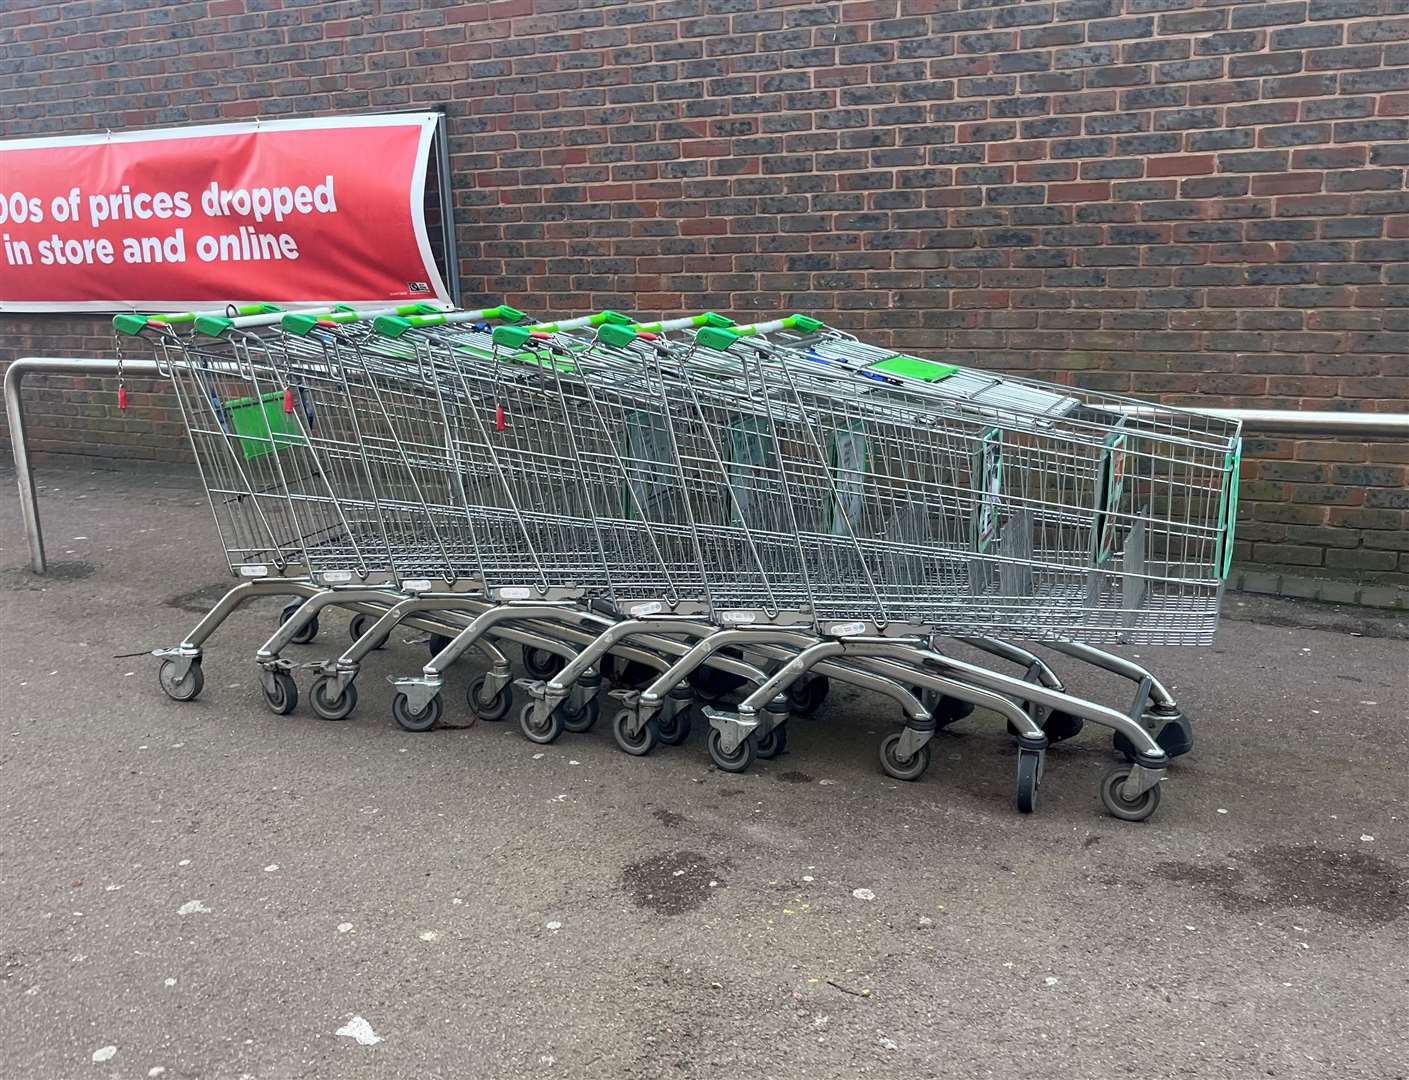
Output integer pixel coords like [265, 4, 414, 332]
[6, 355, 1409, 575]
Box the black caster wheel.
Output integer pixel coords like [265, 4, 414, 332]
[427, 633, 452, 659]
[263, 671, 298, 716]
[1043, 710, 1084, 743]
[392, 691, 441, 732]
[879, 732, 931, 781]
[787, 675, 830, 718]
[467, 674, 513, 722]
[689, 664, 746, 703]
[348, 613, 388, 650]
[1115, 714, 1194, 762]
[559, 696, 600, 734]
[518, 701, 563, 745]
[1099, 767, 1162, 822]
[281, 601, 319, 645]
[612, 709, 658, 756]
[932, 695, 976, 729]
[607, 658, 656, 691]
[707, 727, 756, 773]
[755, 724, 788, 759]
[655, 707, 692, 746]
[158, 658, 204, 702]
[1016, 749, 1041, 814]
[310, 676, 358, 721]
[522, 646, 566, 680]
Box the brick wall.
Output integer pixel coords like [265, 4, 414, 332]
[1, 0, 1406, 582]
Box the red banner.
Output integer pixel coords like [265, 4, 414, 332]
[0, 114, 449, 312]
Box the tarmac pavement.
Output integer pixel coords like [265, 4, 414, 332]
[1, 463, 1406, 1079]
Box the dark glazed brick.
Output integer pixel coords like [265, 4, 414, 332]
[1231, 2, 1308, 28]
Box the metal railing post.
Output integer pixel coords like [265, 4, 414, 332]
[5, 357, 163, 574]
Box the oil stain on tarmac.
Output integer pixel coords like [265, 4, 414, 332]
[1155, 843, 1405, 924]
[622, 850, 725, 915]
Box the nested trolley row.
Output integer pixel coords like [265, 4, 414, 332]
[116, 300, 1241, 821]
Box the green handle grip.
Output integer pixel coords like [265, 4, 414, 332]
[194, 314, 234, 337]
[597, 323, 638, 349]
[696, 326, 740, 351]
[783, 314, 823, 333]
[493, 325, 535, 350]
[281, 313, 325, 336]
[113, 313, 154, 336]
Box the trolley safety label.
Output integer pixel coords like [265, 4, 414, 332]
[629, 601, 664, 617]
[828, 621, 867, 637]
[498, 586, 532, 600]
[719, 610, 757, 625]
[238, 565, 269, 578]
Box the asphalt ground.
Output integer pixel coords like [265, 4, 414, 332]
[2, 463, 1406, 1080]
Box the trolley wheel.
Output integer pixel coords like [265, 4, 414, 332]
[518, 702, 562, 745]
[427, 633, 452, 659]
[755, 724, 788, 759]
[655, 707, 692, 746]
[1113, 715, 1194, 762]
[348, 612, 387, 650]
[309, 676, 358, 721]
[690, 664, 745, 703]
[281, 602, 319, 645]
[559, 696, 600, 734]
[392, 691, 441, 733]
[1016, 749, 1041, 815]
[263, 671, 298, 716]
[1043, 710, 1084, 743]
[605, 656, 656, 691]
[467, 674, 513, 722]
[932, 695, 975, 729]
[522, 646, 565, 680]
[612, 709, 658, 756]
[158, 658, 205, 702]
[787, 675, 830, 718]
[879, 732, 931, 782]
[707, 727, 756, 773]
[1099, 767, 1162, 823]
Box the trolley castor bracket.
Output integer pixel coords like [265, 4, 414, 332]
[1121, 763, 1166, 801]
[702, 706, 757, 755]
[257, 656, 299, 675]
[893, 724, 935, 762]
[387, 676, 442, 713]
[151, 646, 200, 678]
[604, 688, 660, 738]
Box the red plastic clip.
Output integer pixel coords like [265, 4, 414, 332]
[495, 404, 506, 432]
[117, 385, 128, 410]
[283, 388, 295, 414]
[316, 318, 337, 327]
[637, 331, 658, 340]
[530, 331, 552, 340]
[145, 318, 165, 329]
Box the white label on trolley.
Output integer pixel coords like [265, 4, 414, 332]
[629, 602, 664, 617]
[720, 610, 756, 625]
[829, 621, 867, 637]
[498, 586, 532, 600]
[321, 570, 353, 584]
[239, 565, 269, 578]
[403, 579, 432, 593]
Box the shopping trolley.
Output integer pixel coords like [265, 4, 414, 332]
[398, 312, 1242, 819]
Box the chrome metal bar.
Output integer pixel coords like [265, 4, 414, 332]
[1112, 406, 1409, 438]
[5, 357, 163, 574]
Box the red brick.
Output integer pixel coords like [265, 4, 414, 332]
[1147, 154, 1217, 177]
